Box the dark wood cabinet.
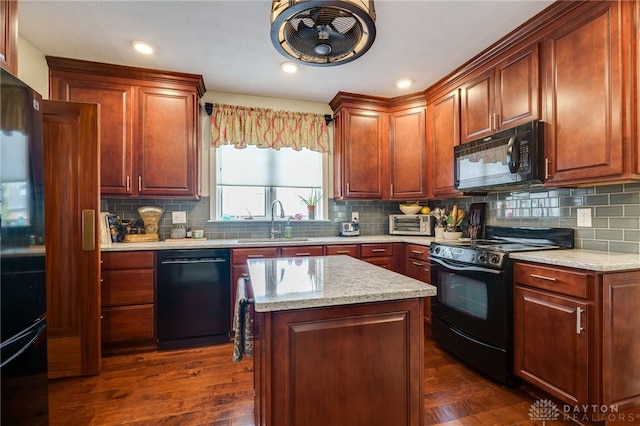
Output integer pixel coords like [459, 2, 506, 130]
[47, 57, 204, 198]
[331, 93, 389, 199]
[542, 1, 632, 186]
[330, 92, 428, 201]
[405, 244, 431, 325]
[460, 43, 540, 143]
[360, 242, 402, 273]
[254, 298, 424, 426]
[513, 261, 640, 415]
[44, 101, 101, 378]
[389, 96, 428, 200]
[324, 244, 359, 257]
[427, 88, 461, 198]
[101, 251, 156, 355]
[0, 0, 17, 75]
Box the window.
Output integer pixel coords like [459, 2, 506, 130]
[213, 145, 327, 220]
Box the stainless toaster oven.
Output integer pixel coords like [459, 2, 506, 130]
[389, 214, 434, 236]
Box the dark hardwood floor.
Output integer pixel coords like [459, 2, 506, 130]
[48, 333, 623, 425]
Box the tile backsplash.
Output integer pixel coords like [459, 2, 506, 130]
[102, 182, 640, 254]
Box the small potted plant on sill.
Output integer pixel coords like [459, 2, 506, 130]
[297, 190, 324, 220]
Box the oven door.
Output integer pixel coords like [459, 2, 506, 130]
[430, 256, 509, 348]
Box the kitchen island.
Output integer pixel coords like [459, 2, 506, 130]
[247, 255, 435, 426]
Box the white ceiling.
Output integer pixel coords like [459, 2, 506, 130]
[18, 0, 554, 104]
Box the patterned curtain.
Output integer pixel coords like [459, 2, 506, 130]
[210, 103, 330, 153]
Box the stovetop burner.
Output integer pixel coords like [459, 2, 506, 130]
[429, 226, 574, 269]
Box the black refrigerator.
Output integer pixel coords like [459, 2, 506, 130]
[0, 68, 49, 424]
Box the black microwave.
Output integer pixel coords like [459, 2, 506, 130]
[454, 120, 544, 192]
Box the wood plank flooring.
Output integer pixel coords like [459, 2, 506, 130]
[48, 333, 614, 425]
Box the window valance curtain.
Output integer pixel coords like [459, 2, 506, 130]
[210, 103, 330, 153]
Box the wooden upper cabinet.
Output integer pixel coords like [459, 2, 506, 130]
[136, 86, 198, 197]
[427, 88, 461, 198]
[330, 93, 389, 200]
[543, 1, 630, 186]
[389, 96, 428, 200]
[460, 43, 540, 143]
[47, 57, 205, 198]
[0, 0, 18, 75]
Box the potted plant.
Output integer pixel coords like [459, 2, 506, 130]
[297, 189, 324, 220]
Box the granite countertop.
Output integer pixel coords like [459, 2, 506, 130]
[510, 249, 640, 272]
[247, 255, 436, 312]
[101, 235, 640, 272]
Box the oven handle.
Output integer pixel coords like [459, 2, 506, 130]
[430, 257, 503, 275]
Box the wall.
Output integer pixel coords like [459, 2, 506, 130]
[103, 182, 640, 254]
[17, 36, 48, 97]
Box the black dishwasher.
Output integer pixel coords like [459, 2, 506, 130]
[156, 249, 230, 350]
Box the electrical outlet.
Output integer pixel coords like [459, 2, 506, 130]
[172, 211, 187, 224]
[577, 208, 592, 227]
[351, 212, 359, 222]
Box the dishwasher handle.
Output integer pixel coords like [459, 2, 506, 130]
[160, 258, 228, 264]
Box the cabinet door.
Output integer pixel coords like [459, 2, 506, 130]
[513, 285, 589, 406]
[389, 106, 427, 200]
[460, 68, 494, 143]
[543, 2, 624, 184]
[137, 86, 199, 197]
[0, 0, 17, 75]
[427, 89, 461, 198]
[44, 101, 101, 378]
[341, 108, 388, 199]
[495, 43, 540, 130]
[50, 78, 134, 196]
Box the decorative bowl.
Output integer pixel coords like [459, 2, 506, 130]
[443, 231, 463, 240]
[399, 204, 422, 215]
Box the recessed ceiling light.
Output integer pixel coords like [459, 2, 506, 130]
[397, 79, 413, 89]
[131, 40, 154, 55]
[281, 61, 299, 73]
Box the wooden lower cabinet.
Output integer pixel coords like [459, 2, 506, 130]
[513, 261, 640, 416]
[254, 298, 424, 426]
[360, 242, 403, 273]
[324, 244, 359, 257]
[101, 251, 156, 355]
[406, 244, 432, 325]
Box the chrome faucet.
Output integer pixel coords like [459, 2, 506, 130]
[270, 200, 285, 239]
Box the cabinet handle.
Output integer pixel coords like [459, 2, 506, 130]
[371, 248, 387, 253]
[346, 182, 350, 194]
[138, 176, 142, 192]
[576, 307, 584, 334]
[494, 113, 500, 129]
[411, 250, 424, 255]
[81, 210, 95, 251]
[390, 183, 394, 195]
[247, 255, 264, 258]
[295, 252, 311, 256]
[545, 158, 551, 179]
[126, 176, 130, 192]
[530, 273, 557, 282]
[335, 250, 351, 254]
[412, 261, 424, 267]
[489, 113, 493, 130]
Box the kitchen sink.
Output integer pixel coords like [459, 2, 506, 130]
[237, 237, 309, 244]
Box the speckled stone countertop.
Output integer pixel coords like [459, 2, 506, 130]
[100, 235, 436, 251]
[510, 249, 640, 272]
[247, 255, 437, 312]
[101, 235, 640, 272]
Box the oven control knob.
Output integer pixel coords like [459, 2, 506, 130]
[477, 252, 487, 263]
[489, 254, 501, 264]
[433, 246, 441, 255]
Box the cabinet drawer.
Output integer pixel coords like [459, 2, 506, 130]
[101, 269, 154, 306]
[102, 251, 155, 269]
[361, 243, 394, 258]
[101, 305, 154, 343]
[406, 244, 429, 261]
[407, 259, 430, 283]
[232, 248, 279, 264]
[513, 262, 591, 299]
[325, 244, 359, 257]
[280, 246, 324, 257]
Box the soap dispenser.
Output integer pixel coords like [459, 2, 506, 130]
[284, 218, 293, 238]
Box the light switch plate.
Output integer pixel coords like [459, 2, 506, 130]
[172, 211, 187, 224]
[351, 212, 359, 222]
[577, 208, 592, 227]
